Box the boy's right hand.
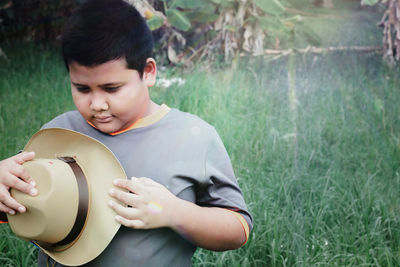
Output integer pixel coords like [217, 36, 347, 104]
[0, 152, 37, 215]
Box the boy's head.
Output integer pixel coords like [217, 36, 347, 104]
[62, 0, 153, 77]
[62, 0, 158, 135]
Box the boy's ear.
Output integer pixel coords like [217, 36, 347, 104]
[143, 58, 157, 87]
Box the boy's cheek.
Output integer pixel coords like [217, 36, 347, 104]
[73, 101, 90, 118]
[71, 91, 88, 107]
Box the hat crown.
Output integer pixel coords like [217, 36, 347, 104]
[9, 159, 79, 244]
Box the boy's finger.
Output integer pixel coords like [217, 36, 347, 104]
[133, 177, 158, 187]
[113, 178, 143, 193]
[13, 151, 35, 165]
[108, 200, 140, 220]
[0, 187, 25, 214]
[115, 215, 145, 229]
[4, 173, 37, 196]
[0, 201, 15, 215]
[109, 188, 140, 205]
[10, 164, 31, 183]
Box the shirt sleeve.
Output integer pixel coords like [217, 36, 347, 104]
[196, 128, 253, 237]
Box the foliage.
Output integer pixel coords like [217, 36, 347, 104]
[362, 0, 400, 65]
[130, 0, 322, 65]
[0, 0, 324, 65]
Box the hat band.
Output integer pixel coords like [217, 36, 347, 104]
[36, 157, 89, 251]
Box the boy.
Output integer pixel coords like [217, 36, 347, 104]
[0, 0, 253, 266]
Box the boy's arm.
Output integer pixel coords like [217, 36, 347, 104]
[168, 200, 247, 250]
[0, 152, 37, 215]
[109, 177, 247, 250]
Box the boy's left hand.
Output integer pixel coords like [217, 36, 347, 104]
[108, 177, 180, 229]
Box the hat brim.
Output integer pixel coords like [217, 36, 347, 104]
[24, 128, 127, 266]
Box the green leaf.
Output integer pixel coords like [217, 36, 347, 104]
[166, 8, 192, 31]
[361, 0, 379, 6]
[253, 0, 285, 15]
[186, 11, 219, 23]
[147, 15, 164, 31]
[182, 1, 216, 12]
[173, 0, 211, 9]
[184, 2, 217, 22]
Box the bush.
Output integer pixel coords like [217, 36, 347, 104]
[131, 0, 321, 66]
[1, 0, 322, 65]
[0, 0, 80, 43]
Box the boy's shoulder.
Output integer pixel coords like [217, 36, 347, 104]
[164, 108, 218, 135]
[41, 110, 88, 132]
[168, 108, 212, 126]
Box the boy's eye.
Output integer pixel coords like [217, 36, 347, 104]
[76, 87, 90, 93]
[104, 87, 120, 92]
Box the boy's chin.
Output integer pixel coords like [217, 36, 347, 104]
[91, 122, 120, 134]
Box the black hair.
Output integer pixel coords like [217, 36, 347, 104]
[61, 0, 153, 77]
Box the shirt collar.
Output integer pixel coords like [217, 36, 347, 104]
[86, 104, 170, 135]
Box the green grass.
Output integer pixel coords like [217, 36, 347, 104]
[183, 52, 400, 266]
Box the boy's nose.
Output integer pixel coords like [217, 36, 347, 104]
[90, 94, 109, 111]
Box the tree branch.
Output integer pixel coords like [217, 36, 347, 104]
[263, 45, 383, 60]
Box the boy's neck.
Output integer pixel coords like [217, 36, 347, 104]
[145, 101, 161, 117]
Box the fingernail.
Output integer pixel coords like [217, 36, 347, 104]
[8, 210, 15, 215]
[30, 188, 38, 196]
[30, 180, 36, 186]
[108, 200, 114, 207]
[113, 179, 119, 185]
[109, 188, 115, 195]
[18, 206, 25, 213]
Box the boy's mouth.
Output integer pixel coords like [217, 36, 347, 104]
[94, 115, 113, 123]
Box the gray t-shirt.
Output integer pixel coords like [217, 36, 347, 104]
[38, 107, 252, 267]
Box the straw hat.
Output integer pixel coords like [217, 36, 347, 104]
[7, 128, 127, 266]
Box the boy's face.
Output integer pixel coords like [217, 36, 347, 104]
[69, 58, 156, 134]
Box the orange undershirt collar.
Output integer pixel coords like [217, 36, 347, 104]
[86, 104, 170, 135]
